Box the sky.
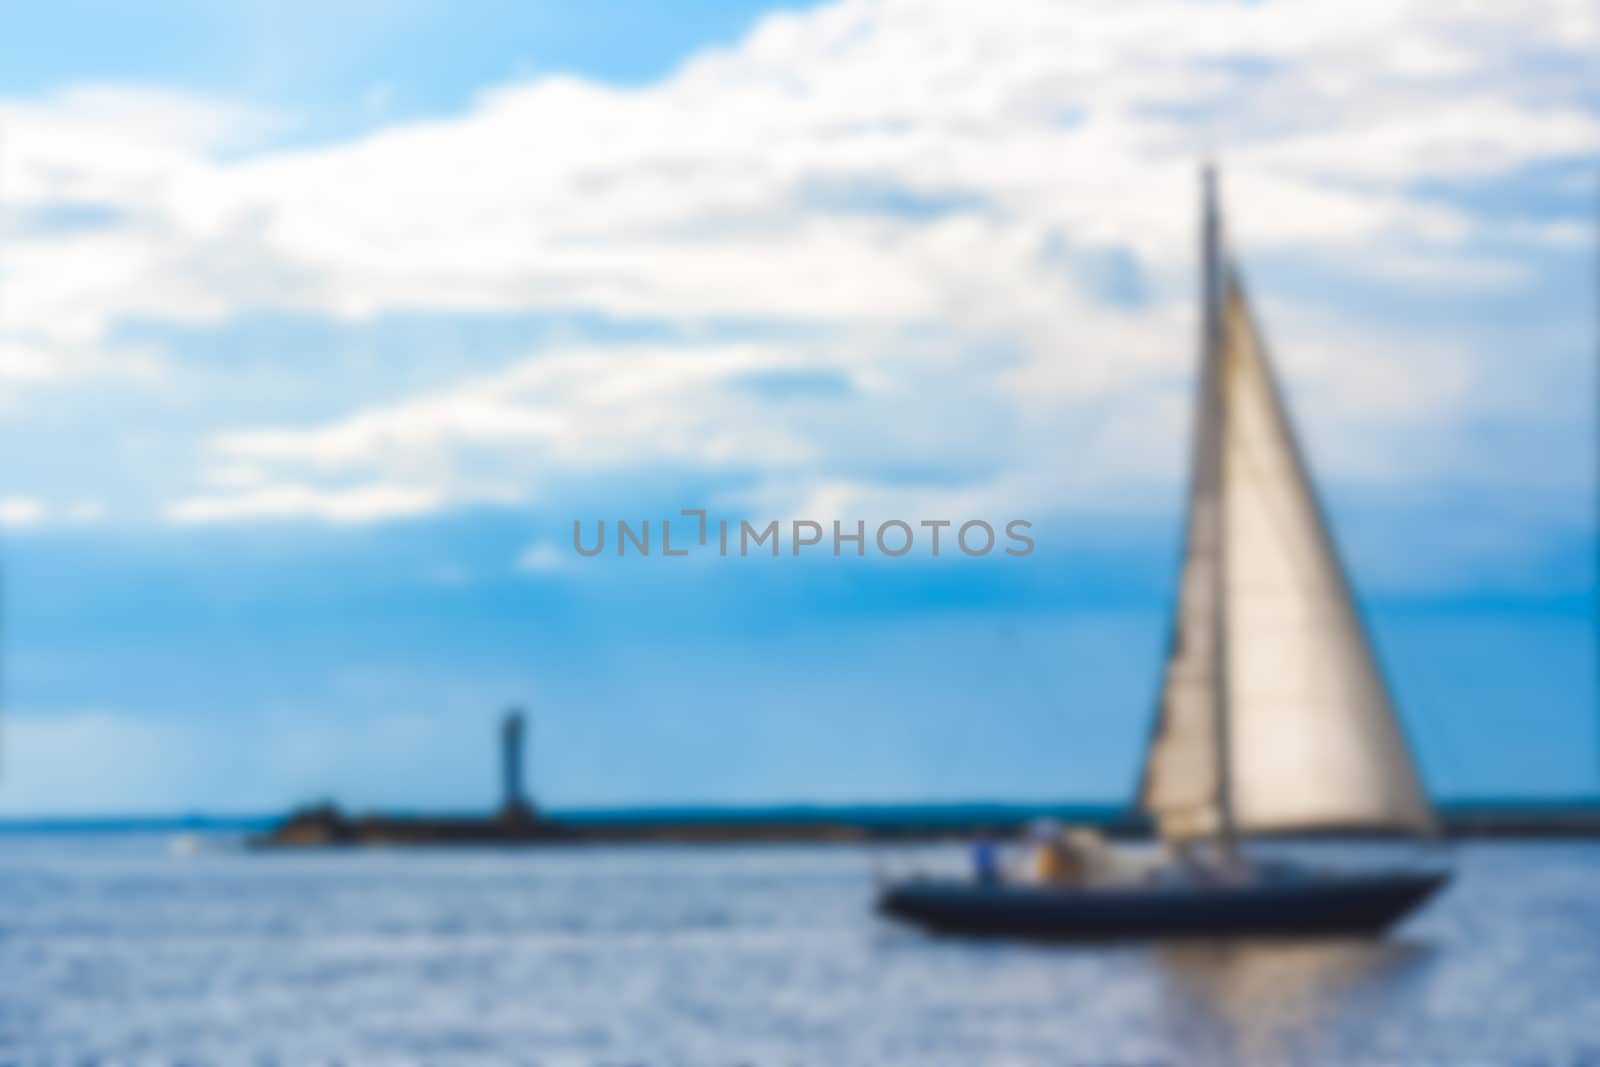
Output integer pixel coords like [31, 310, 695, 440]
[0, 0, 1595, 816]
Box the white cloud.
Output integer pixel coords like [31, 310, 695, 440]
[167, 482, 450, 525]
[180, 342, 836, 522]
[0, 0, 1590, 558]
[0, 497, 107, 528]
[3, 0, 1593, 345]
[0, 339, 168, 386]
[0, 497, 47, 528]
[515, 542, 564, 574]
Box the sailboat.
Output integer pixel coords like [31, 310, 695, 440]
[877, 168, 1450, 939]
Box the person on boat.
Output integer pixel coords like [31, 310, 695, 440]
[1034, 838, 1076, 884]
[1026, 819, 1082, 885]
[971, 831, 1001, 885]
[1027, 823, 1117, 885]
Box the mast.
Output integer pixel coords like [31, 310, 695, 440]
[1201, 165, 1239, 855]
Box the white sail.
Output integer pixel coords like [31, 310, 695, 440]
[1141, 174, 1435, 841]
[1141, 497, 1226, 840]
[1216, 278, 1434, 836]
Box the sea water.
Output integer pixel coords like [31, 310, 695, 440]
[1, 836, 1597, 1065]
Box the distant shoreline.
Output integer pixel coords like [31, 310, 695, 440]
[4, 798, 1599, 842]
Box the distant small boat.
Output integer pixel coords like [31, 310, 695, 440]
[879, 167, 1450, 940]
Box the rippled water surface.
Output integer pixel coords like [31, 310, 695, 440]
[1, 836, 1598, 1065]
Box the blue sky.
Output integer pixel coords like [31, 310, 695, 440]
[0, 0, 1595, 815]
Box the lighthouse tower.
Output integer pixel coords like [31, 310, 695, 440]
[499, 708, 536, 824]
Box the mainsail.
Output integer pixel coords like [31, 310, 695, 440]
[1141, 170, 1436, 842]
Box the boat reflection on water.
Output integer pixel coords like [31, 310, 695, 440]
[1153, 938, 1436, 1064]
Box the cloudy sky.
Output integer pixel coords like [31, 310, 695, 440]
[0, 0, 1595, 815]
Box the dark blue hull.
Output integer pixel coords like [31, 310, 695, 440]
[878, 869, 1448, 940]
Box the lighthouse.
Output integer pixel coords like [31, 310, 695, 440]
[499, 708, 536, 823]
